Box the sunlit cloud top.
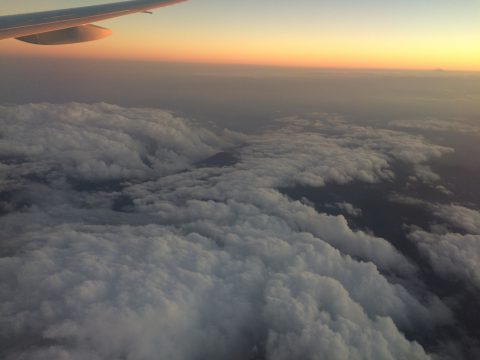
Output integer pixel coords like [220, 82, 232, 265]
[1, 0, 479, 70]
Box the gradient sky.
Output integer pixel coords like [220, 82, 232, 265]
[1, 0, 479, 70]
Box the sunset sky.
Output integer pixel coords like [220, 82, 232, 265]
[1, 0, 479, 70]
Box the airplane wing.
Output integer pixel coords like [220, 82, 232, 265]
[0, 0, 186, 45]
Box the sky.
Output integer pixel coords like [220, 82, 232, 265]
[1, 0, 480, 70]
[2, 3, 480, 360]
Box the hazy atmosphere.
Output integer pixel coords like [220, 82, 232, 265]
[1, 1, 480, 359]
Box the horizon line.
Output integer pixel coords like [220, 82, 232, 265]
[2, 53, 480, 74]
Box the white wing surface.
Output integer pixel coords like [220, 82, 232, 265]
[0, 0, 186, 45]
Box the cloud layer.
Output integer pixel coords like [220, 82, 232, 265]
[0, 103, 457, 359]
[389, 117, 480, 135]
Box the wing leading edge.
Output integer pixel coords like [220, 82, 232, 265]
[0, 0, 186, 44]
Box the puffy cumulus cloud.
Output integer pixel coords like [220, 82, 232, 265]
[0, 103, 244, 182]
[0, 225, 264, 360]
[433, 204, 480, 235]
[264, 274, 429, 360]
[410, 164, 441, 183]
[387, 195, 480, 291]
[0, 104, 456, 360]
[409, 229, 480, 291]
[408, 204, 480, 291]
[264, 116, 452, 185]
[128, 178, 414, 274]
[330, 202, 363, 217]
[1, 224, 440, 360]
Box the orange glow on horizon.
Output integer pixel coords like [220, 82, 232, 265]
[1, 1, 479, 72]
[1, 30, 479, 72]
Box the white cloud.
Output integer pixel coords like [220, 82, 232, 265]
[407, 204, 480, 290]
[264, 274, 430, 360]
[0, 103, 244, 182]
[0, 103, 457, 359]
[331, 202, 363, 217]
[390, 118, 480, 135]
[433, 204, 480, 235]
[386, 195, 480, 291]
[409, 229, 480, 291]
